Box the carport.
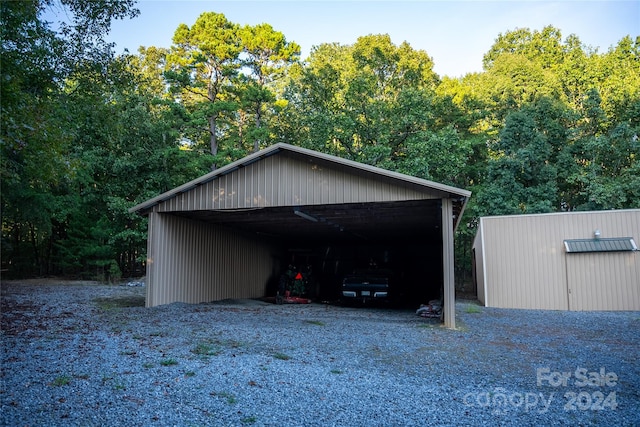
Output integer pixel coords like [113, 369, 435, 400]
[130, 143, 470, 328]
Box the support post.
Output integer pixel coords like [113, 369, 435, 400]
[441, 198, 456, 329]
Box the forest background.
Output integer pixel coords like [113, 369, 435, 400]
[2, 0, 638, 287]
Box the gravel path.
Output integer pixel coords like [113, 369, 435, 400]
[1, 280, 639, 426]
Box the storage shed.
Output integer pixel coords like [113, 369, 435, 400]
[130, 143, 471, 328]
[472, 209, 640, 311]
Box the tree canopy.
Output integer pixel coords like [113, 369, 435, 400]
[2, 7, 638, 287]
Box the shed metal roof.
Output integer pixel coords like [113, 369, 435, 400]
[129, 143, 471, 241]
[130, 143, 470, 214]
[564, 237, 638, 253]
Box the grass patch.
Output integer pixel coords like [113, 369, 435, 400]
[142, 362, 154, 369]
[304, 319, 326, 326]
[191, 342, 221, 357]
[191, 338, 245, 359]
[93, 295, 145, 310]
[241, 416, 258, 424]
[222, 338, 244, 349]
[417, 322, 440, 329]
[160, 358, 178, 366]
[184, 371, 196, 377]
[273, 352, 291, 361]
[212, 391, 237, 404]
[330, 369, 343, 374]
[190, 337, 244, 358]
[50, 375, 71, 387]
[464, 305, 482, 314]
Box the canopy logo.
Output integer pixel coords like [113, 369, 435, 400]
[462, 367, 619, 415]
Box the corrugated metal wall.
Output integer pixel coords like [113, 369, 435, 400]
[146, 213, 277, 307]
[478, 213, 570, 310]
[475, 209, 640, 311]
[144, 151, 449, 309]
[157, 151, 438, 213]
[567, 252, 640, 311]
[472, 226, 486, 305]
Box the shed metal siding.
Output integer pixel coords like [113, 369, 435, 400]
[566, 252, 639, 311]
[472, 223, 486, 305]
[477, 214, 569, 310]
[476, 209, 640, 311]
[155, 152, 438, 214]
[146, 212, 276, 307]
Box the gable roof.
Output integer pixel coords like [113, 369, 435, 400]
[130, 143, 470, 215]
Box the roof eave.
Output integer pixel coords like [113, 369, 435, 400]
[129, 143, 471, 215]
[128, 144, 284, 214]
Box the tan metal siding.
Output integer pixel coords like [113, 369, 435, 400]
[129, 143, 471, 215]
[479, 209, 640, 311]
[472, 221, 486, 305]
[480, 215, 568, 310]
[156, 152, 437, 213]
[561, 210, 640, 311]
[145, 213, 276, 307]
[567, 252, 639, 310]
[145, 210, 157, 307]
[442, 198, 456, 328]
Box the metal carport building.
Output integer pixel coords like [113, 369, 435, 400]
[130, 143, 471, 328]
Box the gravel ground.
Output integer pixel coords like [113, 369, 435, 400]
[1, 280, 639, 427]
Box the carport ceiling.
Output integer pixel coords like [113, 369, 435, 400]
[172, 199, 443, 244]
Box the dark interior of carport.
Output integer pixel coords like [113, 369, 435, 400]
[173, 198, 445, 307]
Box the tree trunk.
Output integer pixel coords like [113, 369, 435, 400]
[254, 102, 262, 153]
[209, 115, 218, 170]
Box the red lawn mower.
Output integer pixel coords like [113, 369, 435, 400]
[275, 265, 312, 304]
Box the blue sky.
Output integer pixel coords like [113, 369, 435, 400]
[91, 1, 638, 77]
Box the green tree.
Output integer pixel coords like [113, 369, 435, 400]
[567, 89, 640, 210]
[164, 12, 242, 169]
[282, 34, 439, 168]
[60, 50, 214, 277]
[237, 22, 300, 153]
[593, 36, 640, 129]
[477, 106, 559, 215]
[1, 0, 139, 276]
[483, 25, 565, 71]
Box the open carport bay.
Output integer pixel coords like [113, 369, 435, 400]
[174, 199, 445, 306]
[272, 242, 444, 306]
[134, 144, 468, 327]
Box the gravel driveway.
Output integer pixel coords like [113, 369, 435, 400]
[1, 280, 639, 426]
